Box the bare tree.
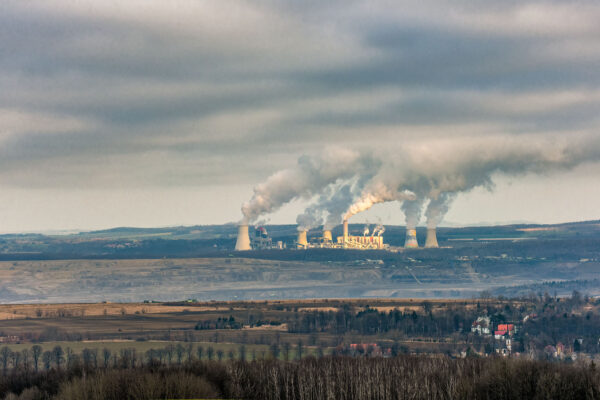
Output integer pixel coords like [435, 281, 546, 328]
[165, 344, 175, 364]
[239, 345, 247, 361]
[65, 347, 74, 369]
[296, 340, 304, 360]
[102, 348, 111, 368]
[10, 350, 20, 371]
[31, 345, 42, 372]
[270, 343, 280, 360]
[52, 346, 64, 369]
[145, 349, 157, 365]
[0, 347, 12, 375]
[82, 348, 94, 369]
[21, 348, 31, 371]
[42, 351, 53, 370]
[283, 342, 291, 361]
[90, 348, 98, 368]
[175, 343, 185, 364]
[185, 343, 194, 362]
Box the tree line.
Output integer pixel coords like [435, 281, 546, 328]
[1, 354, 598, 399]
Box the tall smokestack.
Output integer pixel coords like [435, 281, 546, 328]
[297, 230, 308, 247]
[404, 228, 419, 248]
[343, 220, 349, 241]
[235, 225, 251, 251]
[425, 228, 439, 248]
[323, 230, 332, 242]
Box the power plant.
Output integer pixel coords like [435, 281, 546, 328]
[335, 219, 385, 249]
[234, 222, 439, 251]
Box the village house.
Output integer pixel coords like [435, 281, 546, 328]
[494, 323, 516, 339]
[471, 316, 491, 336]
[0, 335, 20, 344]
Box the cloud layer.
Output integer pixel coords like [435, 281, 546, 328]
[1, 1, 599, 231]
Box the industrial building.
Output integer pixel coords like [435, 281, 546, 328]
[335, 220, 386, 249]
[235, 225, 283, 250]
[235, 221, 439, 251]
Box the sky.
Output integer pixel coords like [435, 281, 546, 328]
[1, 0, 600, 233]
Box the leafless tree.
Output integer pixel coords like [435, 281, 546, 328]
[239, 345, 247, 361]
[31, 345, 42, 372]
[283, 342, 291, 361]
[0, 347, 12, 375]
[186, 343, 194, 362]
[52, 346, 64, 369]
[42, 351, 52, 371]
[21, 348, 31, 371]
[175, 343, 185, 364]
[102, 348, 111, 368]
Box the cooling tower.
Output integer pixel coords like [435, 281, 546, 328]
[235, 225, 251, 251]
[425, 228, 439, 248]
[404, 228, 419, 248]
[297, 230, 308, 247]
[323, 230, 332, 242]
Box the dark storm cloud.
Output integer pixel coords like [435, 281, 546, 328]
[1, 1, 599, 189]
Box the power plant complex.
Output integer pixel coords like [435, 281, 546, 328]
[235, 219, 440, 251]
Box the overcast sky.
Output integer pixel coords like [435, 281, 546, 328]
[1, 0, 600, 233]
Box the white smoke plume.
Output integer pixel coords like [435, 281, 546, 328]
[363, 224, 370, 236]
[401, 198, 425, 230]
[296, 202, 324, 232]
[323, 184, 355, 230]
[242, 133, 600, 227]
[297, 164, 381, 231]
[371, 223, 385, 236]
[241, 148, 376, 223]
[343, 181, 416, 220]
[425, 193, 455, 229]
[296, 181, 352, 231]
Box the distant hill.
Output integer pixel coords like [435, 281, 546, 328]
[0, 220, 598, 261]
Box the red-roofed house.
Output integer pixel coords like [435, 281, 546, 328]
[494, 330, 507, 339]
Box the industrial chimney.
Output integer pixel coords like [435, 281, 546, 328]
[343, 219, 349, 245]
[297, 230, 308, 248]
[425, 228, 439, 248]
[404, 228, 419, 248]
[323, 230, 332, 242]
[235, 225, 251, 251]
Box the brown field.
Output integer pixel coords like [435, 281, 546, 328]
[0, 296, 526, 365]
[0, 302, 233, 320]
[0, 297, 495, 321]
[0, 298, 496, 358]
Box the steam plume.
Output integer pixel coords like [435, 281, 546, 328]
[344, 182, 416, 220]
[242, 148, 375, 223]
[425, 193, 455, 229]
[241, 133, 600, 227]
